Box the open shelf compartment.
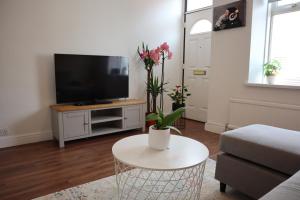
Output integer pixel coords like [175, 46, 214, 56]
[91, 108, 122, 124]
[91, 120, 123, 136]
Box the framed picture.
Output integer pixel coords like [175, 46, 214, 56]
[213, 0, 246, 31]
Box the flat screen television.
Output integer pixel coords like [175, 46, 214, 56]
[54, 54, 129, 105]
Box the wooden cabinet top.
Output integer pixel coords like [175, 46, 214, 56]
[50, 99, 146, 112]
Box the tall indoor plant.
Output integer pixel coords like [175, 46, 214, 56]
[148, 76, 165, 113]
[168, 85, 191, 111]
[158, 42, 173, 112]
[264, 59, 281, 84]
[137, 43, 160, 113]
[146, 107, 184, 150]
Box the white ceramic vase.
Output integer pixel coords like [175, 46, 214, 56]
[267, 75, 276, 84]
[148, 125, 170, 150]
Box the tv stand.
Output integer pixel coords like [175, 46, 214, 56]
[50, 99, 146, 148]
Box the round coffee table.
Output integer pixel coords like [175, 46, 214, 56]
[112, 134, 209, 200]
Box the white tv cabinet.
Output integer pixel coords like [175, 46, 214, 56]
[51, 99, 146, 148]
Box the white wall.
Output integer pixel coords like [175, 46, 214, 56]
[0, 0, 183, 146]
[205, 0, 300, 133]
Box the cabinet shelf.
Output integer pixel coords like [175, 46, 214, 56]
[91, 116, 123, 124]
[92, 127, 123, 136]
[91, 120, 122, 136]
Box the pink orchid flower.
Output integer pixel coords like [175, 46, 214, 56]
[149, 50, 160, 65]
[160, 42, 169, 52]
[155, 47, 161, 54]
[141, 51, 148, 60]
[168, 51, 173, 60]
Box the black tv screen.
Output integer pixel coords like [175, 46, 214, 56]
[54, 54, 129, 104]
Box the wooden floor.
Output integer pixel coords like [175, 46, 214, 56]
[0, 120, 220, 200]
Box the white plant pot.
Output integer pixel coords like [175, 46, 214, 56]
[267, 76, 276, 84]
[148, 125, 170, 150]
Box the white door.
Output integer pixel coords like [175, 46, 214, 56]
[184, 9, 212, 122]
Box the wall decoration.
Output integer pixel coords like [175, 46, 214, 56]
[213, 0, 246, 31]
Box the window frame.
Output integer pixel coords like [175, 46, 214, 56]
[265, 1, 300, 65]
[264, 1, 300, 85]
[185, 0, 213, 14]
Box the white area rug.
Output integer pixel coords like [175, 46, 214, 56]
[34, 159, 251, 200]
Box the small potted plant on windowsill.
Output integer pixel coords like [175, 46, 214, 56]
[264, 60, 281, 84]
[168, 85, 191, 111]
[146, 107, 184, 150]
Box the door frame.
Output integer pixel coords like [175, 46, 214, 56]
[182, 0, 213, 97]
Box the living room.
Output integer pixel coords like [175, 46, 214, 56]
[0, 0, 300, 199]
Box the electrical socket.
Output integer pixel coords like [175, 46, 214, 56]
[0, 129, 8, 136]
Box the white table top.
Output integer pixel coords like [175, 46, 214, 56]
[112, 134, 209, 170]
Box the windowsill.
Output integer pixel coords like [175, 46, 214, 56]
[246, 82, 300, 90]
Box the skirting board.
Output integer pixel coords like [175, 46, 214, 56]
[0, 131, 53, 149]
[205, 121, 226, 134]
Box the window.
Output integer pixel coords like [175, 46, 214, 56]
[190, 20, 212, 35]
[266, 0, 300, 85]
[187, 0, 212, 12]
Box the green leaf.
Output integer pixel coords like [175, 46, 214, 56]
[156, 117, 162, 128]
[161, 107, 185, 127]
[157, 107, 164, 119]
[148, 76, 164, 98]
[264, 59, 281, 76]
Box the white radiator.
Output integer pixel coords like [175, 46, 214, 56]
[228, 98, 300, 131]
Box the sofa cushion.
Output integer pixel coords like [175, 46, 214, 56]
[260, 170, 300, 200]
[220, 124, 300, 175]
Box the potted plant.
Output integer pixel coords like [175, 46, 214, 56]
[264, 60, 281, 84]
[168, 85, 191, 111]
[146, 107, 184, 150]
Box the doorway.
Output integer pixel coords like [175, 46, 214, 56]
[183, 2, 213, 122]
